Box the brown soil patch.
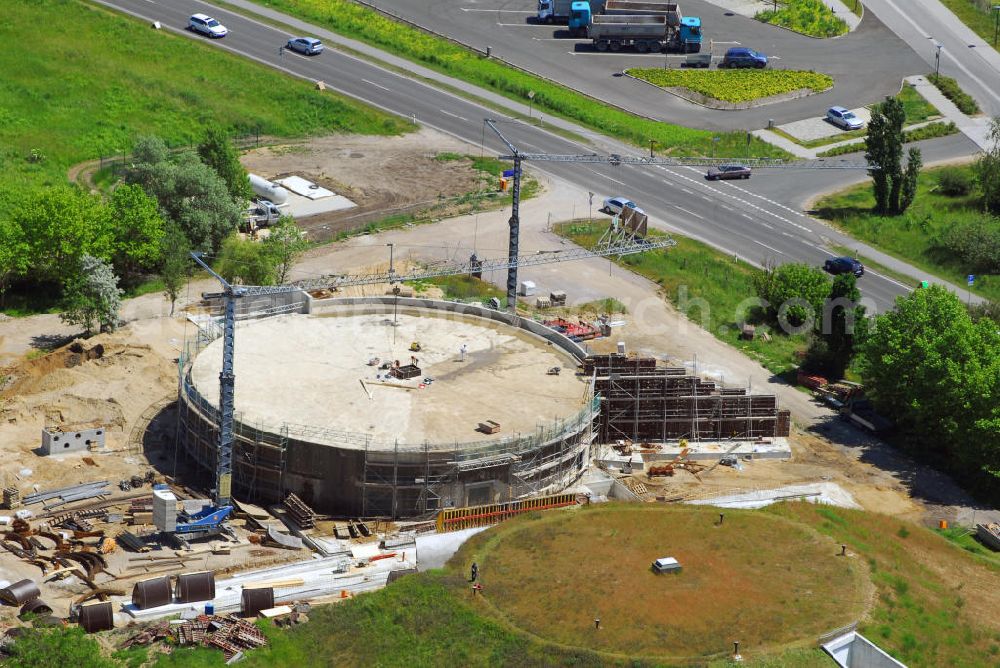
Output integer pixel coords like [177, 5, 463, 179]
[240, 129, 491, 242]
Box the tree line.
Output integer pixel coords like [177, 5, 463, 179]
[0, 128, 307, 333]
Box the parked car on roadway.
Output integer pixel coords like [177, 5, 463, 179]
[188, 13, 228, 38]
[826, 106, 864, 131]
[720, 47, 767, 69]
[823, 256, 865, 277]
[286, 37, 324, 55]
[706, 164, 752, 181]
[602, 196, 644, 216]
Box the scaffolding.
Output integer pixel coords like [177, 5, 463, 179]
[591, 355, 790, 443]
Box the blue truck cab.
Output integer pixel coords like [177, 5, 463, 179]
[679, 16, 702, 52]
[569, 1, 592, 33]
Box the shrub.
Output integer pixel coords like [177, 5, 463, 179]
[755, 0, 849, 37]
[938, 217, 1000, 273]
[927, 74, 980, 115]
[936, 167, 973, 196]
[626, 69, 833, 103]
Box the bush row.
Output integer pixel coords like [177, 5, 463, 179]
[816, 121, 958, 157]
[927, 73, 980, 115]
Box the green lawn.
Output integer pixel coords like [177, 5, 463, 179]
[815, 165, 1000, 302]
[897, 83, 942, 124]
[0, 0, 409, 198]
[555, 222, 809, 377]
[755, 0, 849, 37]
[251, 0, 788, 158]
[144, 503, 999, 668]
[626, 69, 833, 103]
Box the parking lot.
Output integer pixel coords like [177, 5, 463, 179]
[374, 0, 919, 130]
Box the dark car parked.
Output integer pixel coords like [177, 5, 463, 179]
[720, 47, 767, 69]
[824, 256, 865, 277]
[706, 164, 752, 180]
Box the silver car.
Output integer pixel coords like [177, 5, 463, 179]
[827, 106, 864, 131]
[286, 37, 324, 55]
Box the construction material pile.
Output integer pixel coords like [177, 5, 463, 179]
[120, 613, 281, 661]
[282, 493, 316, 529]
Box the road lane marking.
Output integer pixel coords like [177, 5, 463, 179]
[461, 8, 535, 12]
[440, 110, 469, 121]
[362, 79, 391, 92]
[674, 206, 704, 220]
[752, 240, 785, 255]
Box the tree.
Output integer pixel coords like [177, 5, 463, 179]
[865, 97, 905, 214]
[815, 273, 867, 379]
[899, 147, 922, 214]
[107, 183, 165, 277]
[125, 136, 242, 253]
[161, 222, 191, 316]
[4, 626, 114, 668]
[263, 215, 309, 284]
[0, 217, 30, 306]
[858, 285, 1000, 476]
[60, 255, 124, 336]
[752, 262, 830, 330]
[198, 126, 253, 204]
[13, 186, 112, 282]
[975, 116, 1000, 214]
[216, 233, 277, 286]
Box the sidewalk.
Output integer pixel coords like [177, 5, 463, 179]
[905, 74, 992, 150]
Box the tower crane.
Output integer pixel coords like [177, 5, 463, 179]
[191, 118, 870, 506]
[483, 118, 871, 313]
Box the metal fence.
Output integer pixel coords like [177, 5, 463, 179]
[96, 130, 265, 178]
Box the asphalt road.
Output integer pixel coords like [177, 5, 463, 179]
[370, 0, 917, 131]
[95, 0, 966, 313]
[864, 0, 1000, 117]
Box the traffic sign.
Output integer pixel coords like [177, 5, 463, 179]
[968, 274, 975, 286]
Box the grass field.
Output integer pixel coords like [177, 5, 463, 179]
[555, 222, 810, 378]
[815, 165, 1000, 302]
[252, 0, 788, 158]
[626, 69, 833, 103]
[465, 505, 866, 660]
[136, 502, 1000, 667]
[755, 0, 849, 37]
[0, 0, 408, 197]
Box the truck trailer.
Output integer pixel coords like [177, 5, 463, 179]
[589, 14, 700, 52]
[597, 2, 701, 51]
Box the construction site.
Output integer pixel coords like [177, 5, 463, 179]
[0, 129, 995, 666]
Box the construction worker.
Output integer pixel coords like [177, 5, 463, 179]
[470, 561, 479, 582]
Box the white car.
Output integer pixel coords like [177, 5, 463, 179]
[189, 13, 228, 38]
[602, 196, 644, 216]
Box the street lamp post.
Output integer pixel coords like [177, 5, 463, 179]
[934, 42, 943, 78]
[528, 90, 535, 120]
[993, 5, 1000, 47]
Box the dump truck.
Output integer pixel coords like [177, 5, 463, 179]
[600, 0, 702, 52]
[537, 0, 605, 32]
[589, 14, 700, 52]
